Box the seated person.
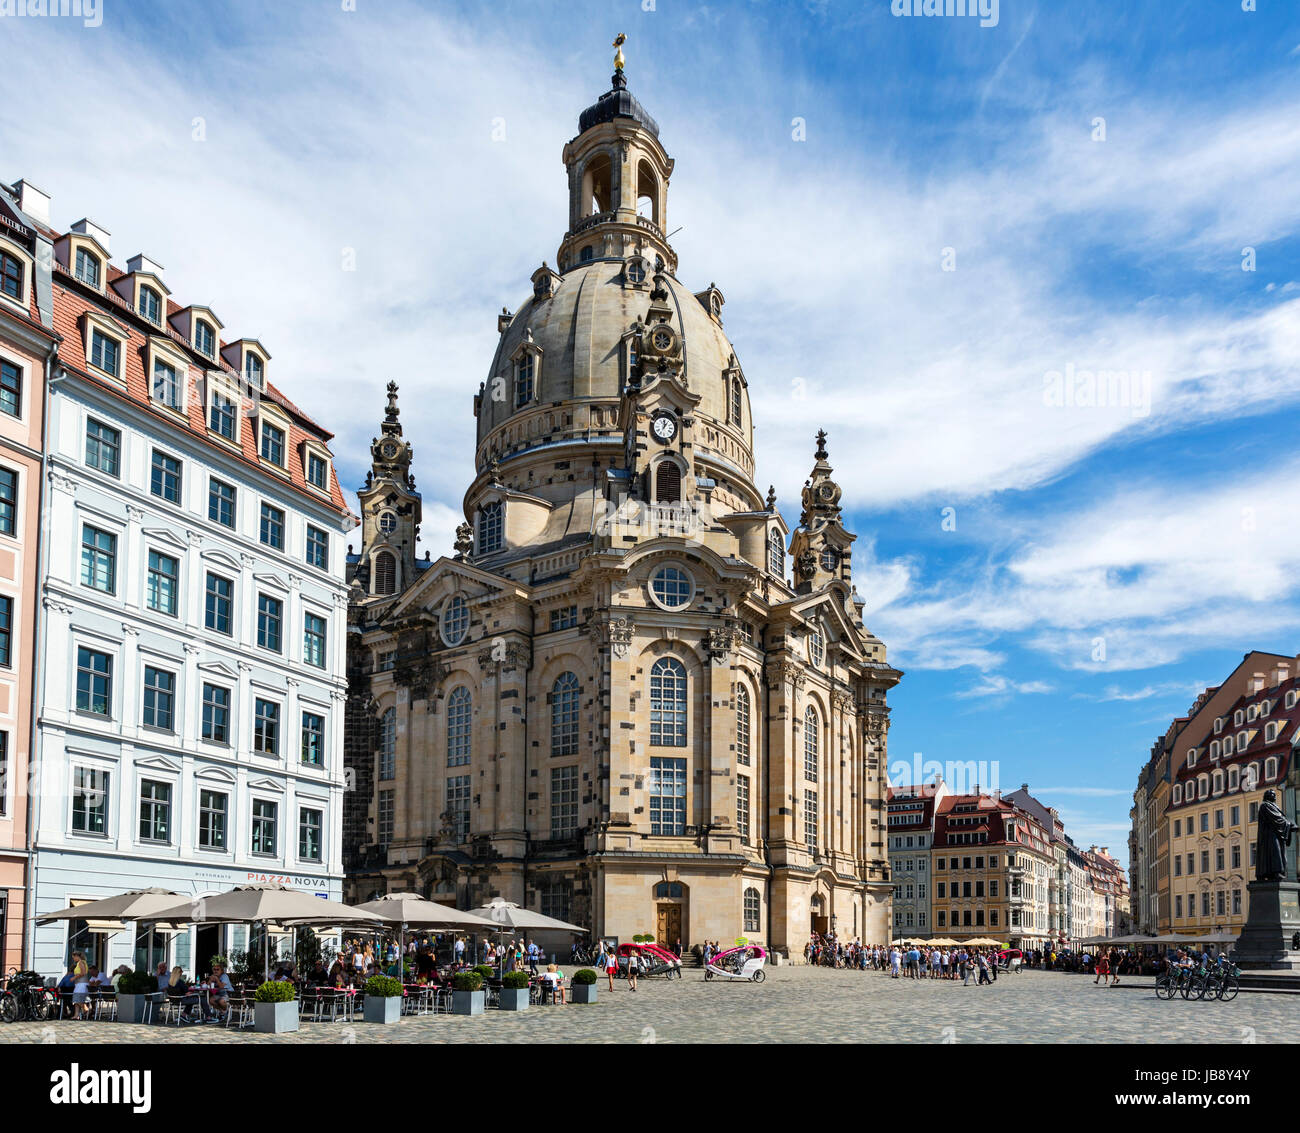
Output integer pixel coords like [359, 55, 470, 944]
[541, 963, 566, 1005]
[208, 963, 234, 1021]
[155, 961, 170, 991]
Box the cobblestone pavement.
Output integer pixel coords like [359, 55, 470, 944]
[1, 968, 1295, 1044]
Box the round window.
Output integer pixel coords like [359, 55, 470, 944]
[626, 259, 646, 284]
[819, 549, 837, 573]
[441, 595, 470, 646]
[650, 566, 693, 610]
[379, 512, 397, 536]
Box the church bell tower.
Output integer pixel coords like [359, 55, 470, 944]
[357, 381, 421, 596]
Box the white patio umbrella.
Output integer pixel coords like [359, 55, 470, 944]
[36, 887, 184, 924]
[465, 897, 587, 934]
[352, 893, 499, 975]
[148, 884, 384, 980]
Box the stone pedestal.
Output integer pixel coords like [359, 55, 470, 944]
[1235, 880, 1300, 970]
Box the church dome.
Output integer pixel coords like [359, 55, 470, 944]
[479, 259, 745, 449]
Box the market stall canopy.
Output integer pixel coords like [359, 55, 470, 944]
[352, 893, 498, 930]
[465, 897, 587, 934]
[36, 888, 184, 925]
[963, 937, 1006, 947]
[147, 884, 384, 928]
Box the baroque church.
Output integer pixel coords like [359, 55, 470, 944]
[342, 55, 901, 952]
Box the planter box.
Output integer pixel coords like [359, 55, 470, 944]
[253, 1000, 299, 1034]
[115, 993, 149, 1024]
[570, 982, 598, 1004]
[451, 989, 485, 1016]
[497, 987, 529, 1011]
[364, 995, 402, 1025]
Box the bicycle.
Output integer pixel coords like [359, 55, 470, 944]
[1, 969, 52, 1023]
[1205, 962, 1241, 1002]
[1155, 965, 1192, 1000]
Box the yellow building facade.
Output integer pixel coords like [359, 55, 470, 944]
[341, 63, 900, 954]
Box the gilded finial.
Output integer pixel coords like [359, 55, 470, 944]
[613, 33, 626, 72]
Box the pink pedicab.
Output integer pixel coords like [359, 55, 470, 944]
[704, 944, 767, 983]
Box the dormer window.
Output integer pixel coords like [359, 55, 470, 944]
[1208, 740, 1219, 760]
[306, 452, 328, 491]
[209, 386, 238, 441]
[75, 248, 100, 288]
[478, 500, 504, 554]
[260, 421, 285, 467]
[1187, 747, 1197, 768]
[768, 529, 785, 577]
[626, 258, 647, 286]
[0, 250, 23, 302]
[1234, 709, 1244, 727]
[152, 358, 182, 410]
[139, 285, 162, 324]
[245, 353, 264, 388]
[1237, 730, 1248, 751]
[89, 329, 121, 379]
[1214, 717, 1224, 734]
[514, 353, 534, 408]
[195, 320, 216, 358]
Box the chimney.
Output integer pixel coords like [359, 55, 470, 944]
[70, 218, 111, 253]
[126, 252, 165, 277]
[13, 179, 50, 225]
[1251, 671, 1266, 695]
[1271, 661, 1290, 689]
[1020, 782, 1029, 792]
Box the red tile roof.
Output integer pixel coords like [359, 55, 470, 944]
[52, 260, 351, 520]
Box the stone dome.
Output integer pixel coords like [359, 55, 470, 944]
[475, 258, 755, 496]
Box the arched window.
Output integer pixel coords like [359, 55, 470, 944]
[579, 245, 594, 263]
[743, 888, 760, 933]
[373, 551, 396, 595]
[441, 594, 469, 646]
[446, 687, 472, 766]
[654, 881, 684, 899]
[583, 153, 612, 216]
[75, 247, 100, 287]
[654, 462, 681, 504]
[378, 708, 396, 781]
[729, 376, 742, 427]
[804, 705, 819, 782]
[768, 529, 784, 578]
[478, 501, 504, 554]
[650, 657, 687, 747]
[736, 685, 751, 766]
[551, 672, 580, 757]
[636, 160, 658, 223]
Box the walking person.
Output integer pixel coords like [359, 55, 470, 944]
[626, 947, 640, 991]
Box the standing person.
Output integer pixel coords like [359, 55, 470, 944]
[988, 950, 998, 982]
[889, 945, 901, 978]
[605, 943, 619, 991]
[1094, 947, 1110, 986]
[626, 947, 640, 991]
[527, 939, 539, 974]
[454, 936, 466, 967]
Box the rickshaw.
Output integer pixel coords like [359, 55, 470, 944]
[704, 944, 767, 982]
[617, 941, 683, 979]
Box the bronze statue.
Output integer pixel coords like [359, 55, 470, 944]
[1255, 788, 1297, 881]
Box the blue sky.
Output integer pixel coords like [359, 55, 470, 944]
[4, 0, 1299, 863]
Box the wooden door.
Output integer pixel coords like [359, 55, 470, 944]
[657, 904, 682, 948]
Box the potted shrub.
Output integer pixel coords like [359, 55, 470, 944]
[570, 968, 598, 1004]
[363, 975, 404, 1025]
[499, 969, 530, 1011]
[473, 963, 495, 983]
[451, 970, 485, 1016]
[252, 980, 299, 1034]
[115, 969, 157, 1024]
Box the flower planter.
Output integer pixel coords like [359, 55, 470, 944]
[570, 982, 598, 1004]
[451, 989, 485, 1016]
[497, 987, 529, 1011]
[253, 1000, 299, 1034]
[364, 995, 402, 1025]
[115, 993, 149, 1024]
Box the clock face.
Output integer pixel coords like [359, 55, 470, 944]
[652, 414, 677, 442]
[651, 327, 674, 353]
[380, 441, 399, 460]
